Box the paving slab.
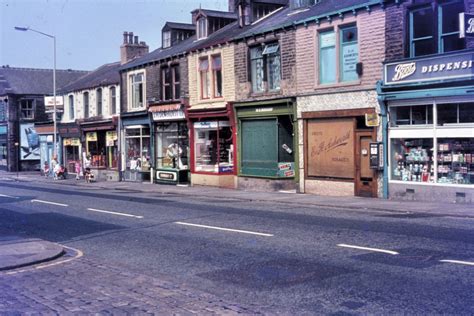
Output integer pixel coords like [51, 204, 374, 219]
[0, 236, 65, 271]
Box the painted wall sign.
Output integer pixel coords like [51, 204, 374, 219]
[255, 107, 273, 112]
[20, 123, 40, 160]
[384, 51, 474, 85]
[307, 118, 354, 179]
[193, 121, 230, 129]
[106, 131, 117, 146]
[459, 13, 474, 38]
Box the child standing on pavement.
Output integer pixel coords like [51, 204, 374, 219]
[75, 161, 81, 180]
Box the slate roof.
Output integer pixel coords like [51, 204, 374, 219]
[121, 0, 380, 71]
[162, 22, 195, 31]
[0, 67, 88, 96]
[235, 0, 379, 39]
[60, 62, 121, 93]
[191, 8, 238, 20]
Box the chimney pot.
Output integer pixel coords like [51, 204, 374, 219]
[134, 36, 139, 44]
[123, 31, 128, 44]
[128, 32, 134, 44]
[140, 41, 146, 45]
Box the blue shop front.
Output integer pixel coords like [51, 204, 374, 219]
[378, 50, 474, 203]
[120, 110, 151, 182]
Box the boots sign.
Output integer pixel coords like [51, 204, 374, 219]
[384, 51, 474, 85]
[459, 13, 474, 38]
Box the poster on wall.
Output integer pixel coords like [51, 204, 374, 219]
[20, 123, 40, 160]
[307, 118, 354, 179]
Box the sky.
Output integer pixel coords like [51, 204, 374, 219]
[0, 0, 228, 71]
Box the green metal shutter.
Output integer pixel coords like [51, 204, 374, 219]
[241, 119, 278, 176]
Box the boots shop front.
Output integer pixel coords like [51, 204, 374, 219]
[380, 50, 474, 203]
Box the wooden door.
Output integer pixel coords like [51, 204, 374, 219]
[355, 131, 376, 197]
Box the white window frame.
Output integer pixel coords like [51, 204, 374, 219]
[197, 18, 207, 40]
[128, 70, 146, 110]
[163, 31, 171, 48]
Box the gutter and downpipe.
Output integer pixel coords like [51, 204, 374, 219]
[376, 80, 389, 199]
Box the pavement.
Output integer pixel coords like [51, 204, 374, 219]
[1, 170, 474, 272]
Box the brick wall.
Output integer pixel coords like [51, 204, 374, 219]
[234, 29, 297, 102]
[466, 0, 474, 49]
[385, 4, 404, 62]
[295, 7, 386, 95]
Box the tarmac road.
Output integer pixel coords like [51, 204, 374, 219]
[1, 179, 473, 314]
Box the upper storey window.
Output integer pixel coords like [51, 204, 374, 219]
[129, 72, 145, 109]
[291, 0, 317, 9]
[409, 1, 465, 57]
[250, 43, 281, 93]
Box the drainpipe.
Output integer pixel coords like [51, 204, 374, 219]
[376, 81, 389, 199]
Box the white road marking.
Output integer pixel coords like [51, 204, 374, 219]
[439, 259, 474, 266]
[337, 243, 399, 255]
[0, 194, 18, 198]
[87, 208, 143, 219]
[31, 199, 68, 207]
[175, 221, 274, 237]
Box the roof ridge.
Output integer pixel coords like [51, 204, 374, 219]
[0, 66, 88, 73]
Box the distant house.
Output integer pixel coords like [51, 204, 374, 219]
[0, 66, 88, 172]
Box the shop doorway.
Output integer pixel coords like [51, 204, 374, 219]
[355, 131, 376, 197]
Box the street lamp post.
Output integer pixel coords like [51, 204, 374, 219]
[14, 26, 57, 158]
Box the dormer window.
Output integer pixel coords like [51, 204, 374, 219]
[197, 18, 207, 39]
[291, 0, 317, 9]
[163, 31, 171, 48]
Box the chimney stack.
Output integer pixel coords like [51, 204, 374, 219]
[120, 31, 149, 65]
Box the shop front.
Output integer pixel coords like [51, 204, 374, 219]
[121, 111, 151, 182]
[58, 123, 81, 175]
[80, 119, 119, 181]
[379, 50, 474, 203]
[297, 89, 383, 198]
[150, 103, 189, 184]
[34, 122, 54, 173]
[186, 103, 236, 188]
[0, 124, 7, 170]
[234, 99, 297, 192]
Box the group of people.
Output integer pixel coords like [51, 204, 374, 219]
[43, 152, 94, 182]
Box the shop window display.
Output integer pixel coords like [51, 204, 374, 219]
[125, 127, 150, 172]
[391, 138, 434, 182]
[437, 138, 474, 185]
[194, 121, 233, 173]
[155, 122, 188, 170]
[86, 132, 106, 168]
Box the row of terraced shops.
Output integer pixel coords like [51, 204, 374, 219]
[1, 0, 472, 204]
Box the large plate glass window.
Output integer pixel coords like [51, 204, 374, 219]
[194, 121, 233, 173]
[155, 122, 188, 170]
[125, 126, 150, 171]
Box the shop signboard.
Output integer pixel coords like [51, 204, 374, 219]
[86, 132, 97, 142]
[19, 123, 40, 160]
[64, 138, 80, 146]
[150, 104, 185, 121]
[106, 131, 117, 146]
[365, 113, 379, 127]
[384, 51, 474, 85]
[459, 13, 474, 38]
[307, 118, 354, 179]
[194, 121, 230, 129]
